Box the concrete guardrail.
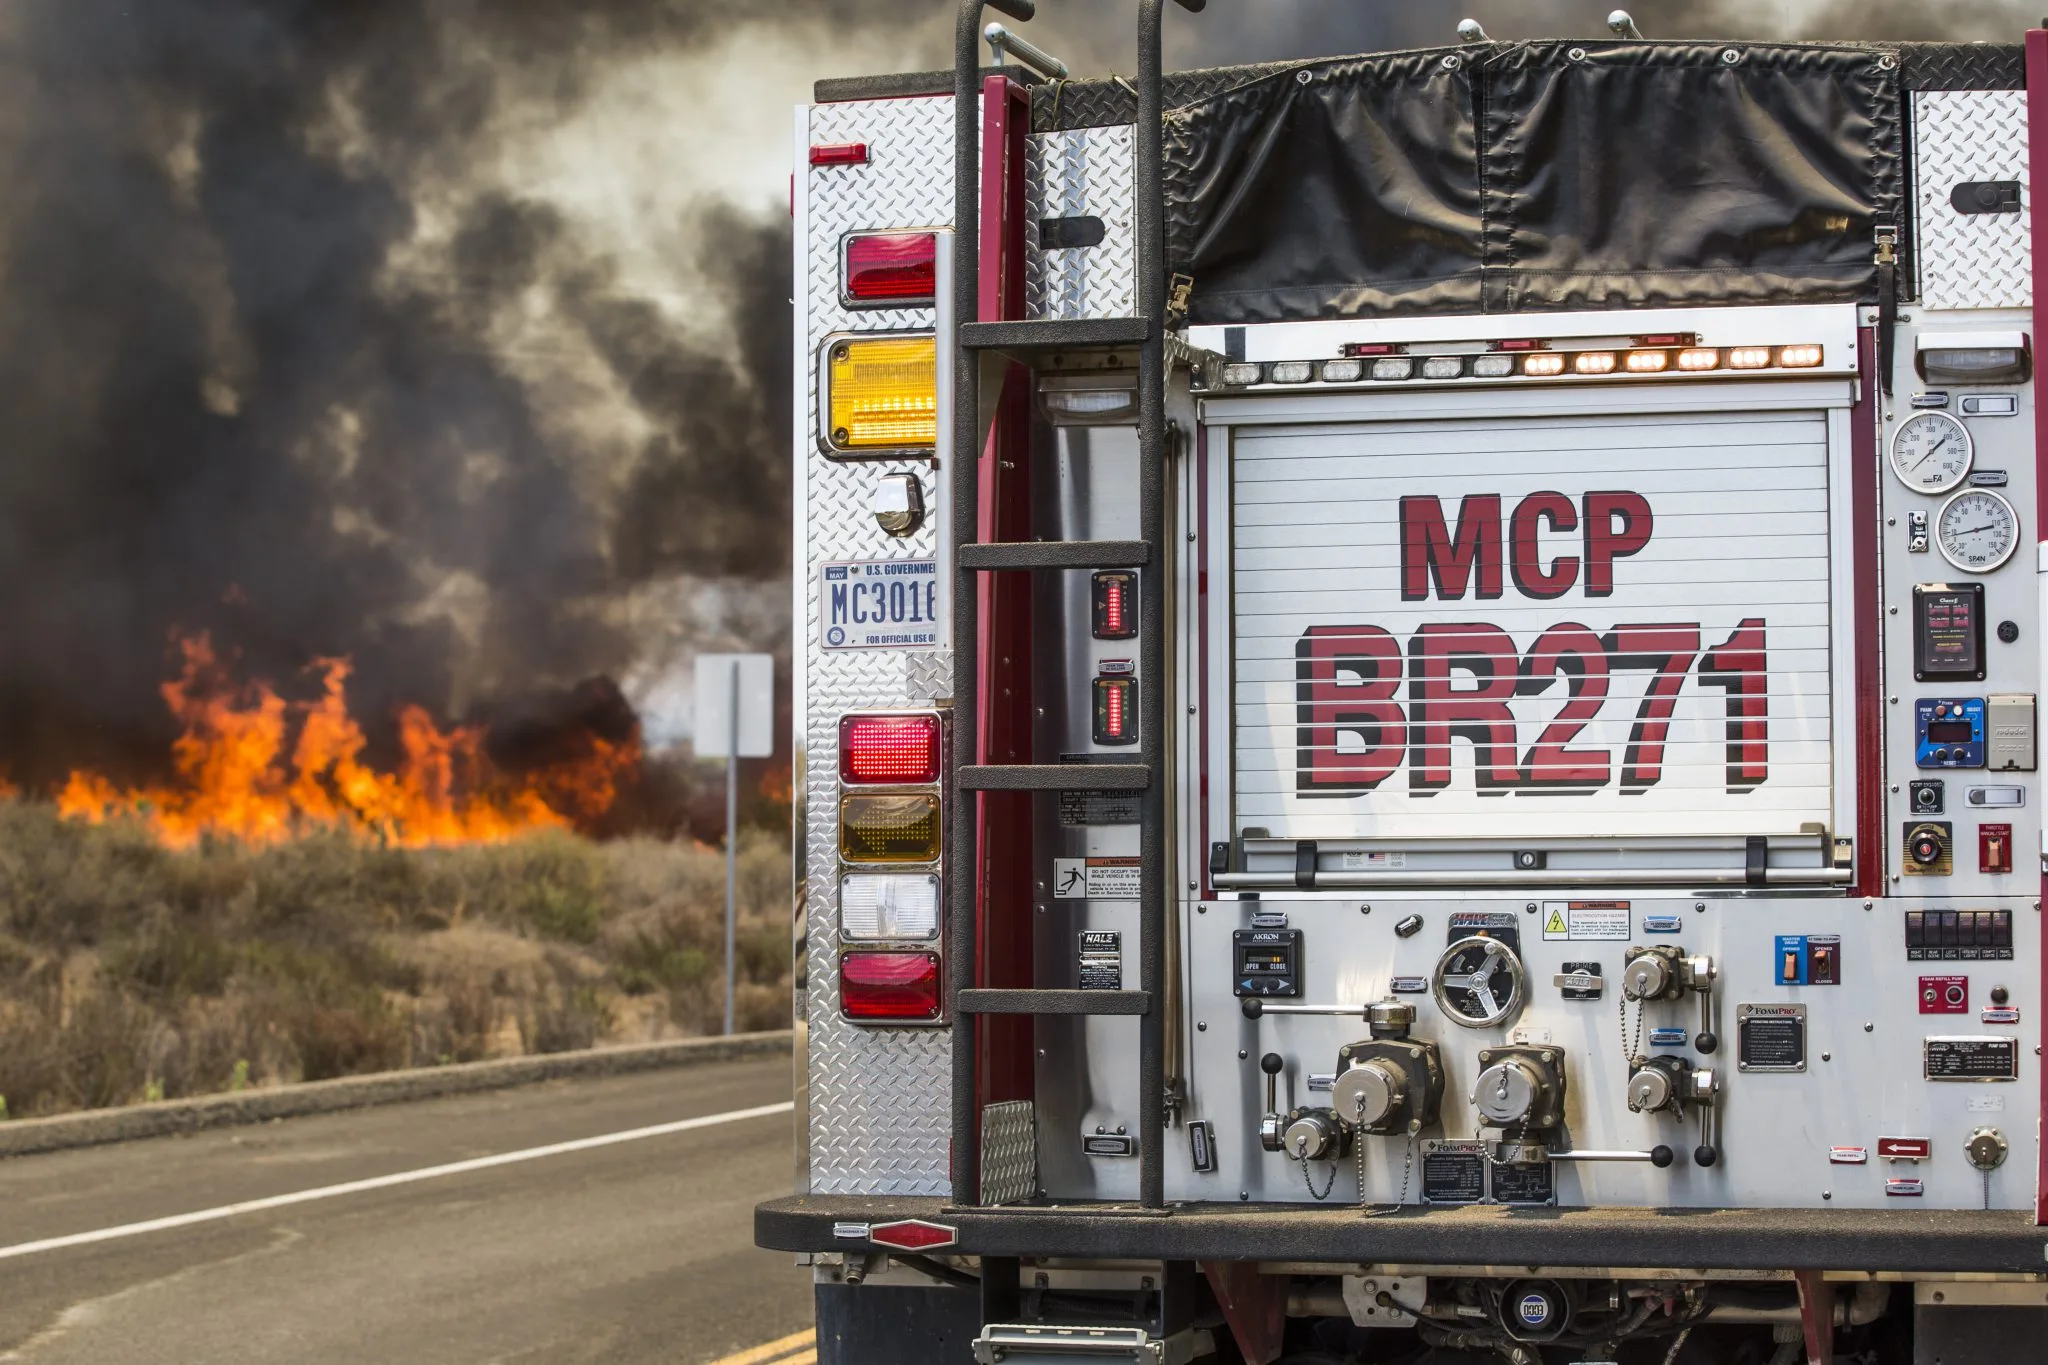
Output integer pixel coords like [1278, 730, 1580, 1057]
[0, 1030, 794, 1159]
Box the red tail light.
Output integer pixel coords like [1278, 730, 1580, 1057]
[841, 713, 943, 784]
[844, 233, 937, 307]
[841, 951, 943, 1021]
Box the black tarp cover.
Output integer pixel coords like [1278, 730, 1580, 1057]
[1163, 42, 1902, 326]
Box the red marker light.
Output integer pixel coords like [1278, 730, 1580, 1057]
[810, 142, 871, 167]
[844, 232, 937, 307]
[1494, 338, 1546, 352]
[840, 713, 943, 784]
[840, 951, 943, 1021]
[868, 1219, 959, 1251]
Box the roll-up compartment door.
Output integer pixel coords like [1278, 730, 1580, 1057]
[1231, 397, 1841, 848]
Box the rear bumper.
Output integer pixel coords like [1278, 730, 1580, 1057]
[757, 1196, 2048, 1274]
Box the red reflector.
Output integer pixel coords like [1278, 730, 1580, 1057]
[1632, 333, 1695, 348]
[845, 233, 937, 306]
[868, 1219, 959, 1251]
[841, 951, 943, 1021]
[1494, 338, 1547, 352]
[1337, 342, 1405, 357]
[811, 142, 870, 167]
[841, 713, 943, 784]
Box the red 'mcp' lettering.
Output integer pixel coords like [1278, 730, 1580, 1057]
[1402, 491, 1653, 601]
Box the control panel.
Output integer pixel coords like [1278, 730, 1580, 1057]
[1915, 697, 1985, 767]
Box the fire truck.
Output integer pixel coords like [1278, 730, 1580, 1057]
[757, 4, 2048, 1361]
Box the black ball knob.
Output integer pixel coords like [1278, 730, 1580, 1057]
[1694, 1144, 1719, 1168]
[1241, 998, 1265, 1020]
[1650, 1145, 1675, 1168]
[1261, 1052, 1285, 1076]
[1695, 1031, 1717, 1055]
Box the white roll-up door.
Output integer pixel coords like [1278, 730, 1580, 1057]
[1231, 397, 1840, 844]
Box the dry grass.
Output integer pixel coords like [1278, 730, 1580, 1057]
[0, 800, 791, 1119]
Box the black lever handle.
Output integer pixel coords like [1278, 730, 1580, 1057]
[1172, 0, 1208, 9]
[986, 0, 1035, 19]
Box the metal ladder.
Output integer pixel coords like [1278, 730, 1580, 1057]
[946, 0, 1202, 1215]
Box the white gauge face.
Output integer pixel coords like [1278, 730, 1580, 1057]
[1936, 488, 2020, 573]
[1889, 411, 1974, 494]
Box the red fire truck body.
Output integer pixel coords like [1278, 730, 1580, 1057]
[760, 7, 2048, 1361]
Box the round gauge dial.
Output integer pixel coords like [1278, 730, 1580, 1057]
[1888, 411, 1974, 494]
[1936, 488, 2020, 573]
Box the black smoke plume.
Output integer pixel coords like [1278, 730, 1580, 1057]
[0, 1, 834, 789]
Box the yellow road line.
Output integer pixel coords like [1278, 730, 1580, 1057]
[704, 1328, 816, 1365]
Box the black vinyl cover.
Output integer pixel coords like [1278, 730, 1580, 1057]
[1164, 42, 1902, 325]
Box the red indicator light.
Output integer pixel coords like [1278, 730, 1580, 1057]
[1092, 571, 1138, 640]
[840, 951, 943, 1021]
[810, 142, 871, 167]
[844, 233, 937, 307]
[1632, 333, 1694, 348]
[840, 713, 943, 785]
[868, 1219, 959, 1251]
[1494, 338, 1546, 352]
[1337, 342, 1405, 357]
[1093, 677, 1136, 746]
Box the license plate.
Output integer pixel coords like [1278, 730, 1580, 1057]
[821, 560, 941, 650]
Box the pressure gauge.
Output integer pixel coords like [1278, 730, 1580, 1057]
[1889, 412, 1973, 494]
[1936, 488, 2020, 573]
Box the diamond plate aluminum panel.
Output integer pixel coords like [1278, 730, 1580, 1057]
[1913, 91, 2030, 311]
[1900, 43, 2024, 93]
[803, 95, 956, 1198]
[978, 1100, 1038, 1205]
[1025, 127, 1137, 322]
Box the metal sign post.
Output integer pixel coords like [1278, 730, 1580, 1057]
[695, 653, 775, 1035]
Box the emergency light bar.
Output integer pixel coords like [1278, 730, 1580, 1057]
[1212, 343, 1826, 390]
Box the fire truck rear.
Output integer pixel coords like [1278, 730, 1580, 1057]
[758, 5, 2048, 1361]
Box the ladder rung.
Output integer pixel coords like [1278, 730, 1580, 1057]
[960, 764, 1149, 791]
[958, 989, 1150, 1017]
[960, 317, 1150, 352]
[959, 540, 1149, 571]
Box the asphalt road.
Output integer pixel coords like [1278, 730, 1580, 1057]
[0, 1056, 812, 1364]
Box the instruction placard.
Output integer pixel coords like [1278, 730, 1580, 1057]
[1053, 857, 1141, 900]
[1540, 901, 1632, 942]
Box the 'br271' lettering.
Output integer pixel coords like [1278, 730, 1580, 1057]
[1296, 620, 1767, 796]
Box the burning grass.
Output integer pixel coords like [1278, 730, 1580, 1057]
[57, 634, 638, 848]
[0, 799, 791, 1120]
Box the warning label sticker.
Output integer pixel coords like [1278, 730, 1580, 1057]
[1054, 857, 1141, 900]
[1340, 850, 1406, 870]
[1541, 901, 1632, 941]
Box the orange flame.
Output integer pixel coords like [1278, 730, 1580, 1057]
[58, 635, 636, 848]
